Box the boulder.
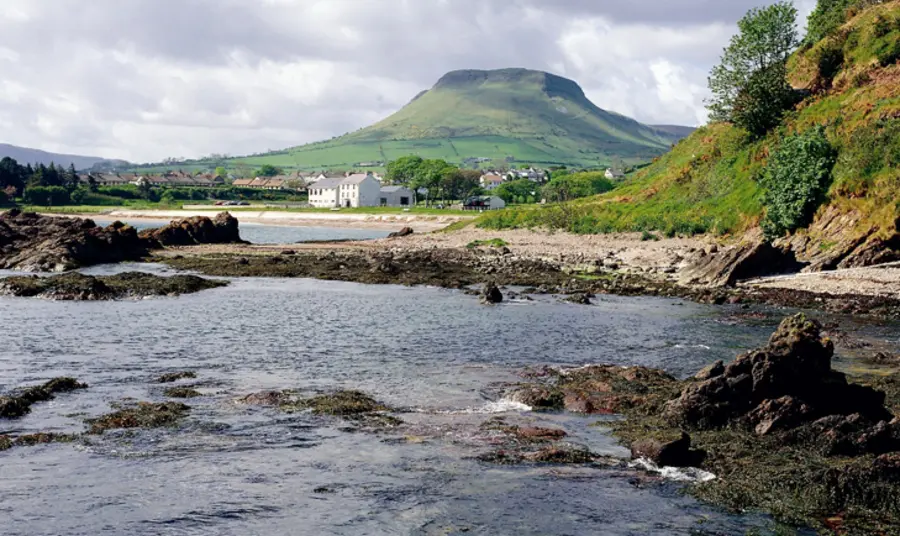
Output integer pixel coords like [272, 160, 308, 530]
[139, 212, 244, 247]
[694, 360, 725, 381]
[664, 314, 892, 432]
[679, 241, 806, 288]
[631, 431, 706, 468]
[0, 210, 148, 272]
[507, 386, 564, 410]
[480, 282, 503, 304]
[387, 227, 414, 238]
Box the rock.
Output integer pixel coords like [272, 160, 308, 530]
[786, 414, 900, 457]
[515, 427, 567, 441]
[86, 401, 190, 434]
[0, 377, 88, 419]
[155, 371, 197, 383]
[679, 241, 806, 288]
[631, 431, 706, 468]
[522, 446, 596, 464]
[480, 282, 503, 304]
[507, 386, 564, 410]
[237, 390, 293, 406]
[139, 212, 245, 247]
[281, 390, 392, 417]
[0, 210, 148, 272]
[694, 360, 725, 381]
[0, 272, 227, 300]
[280, 249, 296, 256]
[387, 227, 414, 239]
[664, 314, 893, 431]
[563, 293, 593, 305]
[163, 387, 202, 399]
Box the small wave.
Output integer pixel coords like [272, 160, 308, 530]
[420, 397, 533, 415]
[629, 458, 716, 483]
[673, 344, 711, 350]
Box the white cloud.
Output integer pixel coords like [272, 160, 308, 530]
[0, 0, 820, 162]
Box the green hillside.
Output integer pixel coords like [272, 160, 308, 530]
[482, 1, 900, 245]
[230, 69, 690, 171]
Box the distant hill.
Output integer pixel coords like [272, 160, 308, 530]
[231, 68, 694, 171]
[0, 143, 128, 171]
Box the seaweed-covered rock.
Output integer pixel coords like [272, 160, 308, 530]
[283, 390, 391, 416]
[86, 401, 190, 434]
[163, 387, 202, 399]
[563, 293, 593, 305]
[139, 212, 244, 247]
[0, 272, 227, 300]
[664, 314, 892, 431]
[506, 386, 564, 410]
[480, 282, 503, 304]
[0, 210, 148, 272]
[0, 377, 88, 419]
[236, 390, 294, 406]
[155, 371, 197, 384]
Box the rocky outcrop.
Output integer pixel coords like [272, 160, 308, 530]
[631, 431, 706, 468]
[480, 282, 503, 304]
[664, 314, 893, 436]
[0, 377, 88, 419]
[0, 209, 148, 271]
[679, 241, 806, 287]
[0, 272, 228, 300]
[387, 227, 414, 238]
[139, 212, 244, 247]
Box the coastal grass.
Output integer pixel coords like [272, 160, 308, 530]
[465, 238, 509, 249]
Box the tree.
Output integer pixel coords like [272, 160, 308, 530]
[214, 166, 227, 178]
[805, 0, 854, 45]
[495, 179, 538, 204]
[66, 163, 79, 191]
[257, 164, 281, 177]
[0, 157, 26, 196]
[412, 159, 454, 206]
[707, 2, 800, 137]
[385, 155, 424, 186]
[542, 172, 615, 202]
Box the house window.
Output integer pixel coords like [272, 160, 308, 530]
[400, 197, 409, 206]
[380, 198, 387, 206]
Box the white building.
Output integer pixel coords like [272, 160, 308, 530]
[605, 168, 626, 180]
[480, 172, 504, 191]
[380, 186, 415, 207]
[308, 173, 381, 208]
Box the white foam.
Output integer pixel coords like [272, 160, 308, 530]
[422, 397, 533, 415]
[629, 458, 717, 483]
[673, 344, 712, 350]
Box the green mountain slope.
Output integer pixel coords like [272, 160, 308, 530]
[234, 69, 691, 171]
[482, 1, 900, 256]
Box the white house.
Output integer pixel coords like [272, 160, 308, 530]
[480, 172, 504, 191]
[309, 172, 381, 208]
[605, 168, 626, 180]
[379, 186, 415, 207]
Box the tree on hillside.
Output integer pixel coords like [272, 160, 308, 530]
[707, 2, 800, 137]
[214, 166, 227, 178]
[385, 155, 424, 186]
[412, 159, 455, 206]
[257, 164, 282, 177]
[66, 163, 79, 191]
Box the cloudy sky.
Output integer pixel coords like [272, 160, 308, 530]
[0, 0, 815, 163]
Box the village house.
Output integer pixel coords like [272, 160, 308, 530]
[605, 168, 626, 180]
[379, 185, 414, 207]
[463, 195, 506, 211]
[479, 172, 505, 191]
[308, 172, 380, 208]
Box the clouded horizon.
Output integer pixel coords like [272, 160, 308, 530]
[0, 0, 815, 163]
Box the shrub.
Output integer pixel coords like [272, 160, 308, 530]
[24, 186, 71, 206]
[816, 42, 845, 86]
[876, 38, 900, 66]
[70, 188, 87, 204]
[761, 126, 837, 238]
[98, 185, 141, 199]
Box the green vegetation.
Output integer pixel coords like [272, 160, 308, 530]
[481, 0, 900, 243]
[542, 171, 615, 202]
[707, 2, 800, 138]
[385, 155, 484, 204]
[466, 238, 509, 249]
[761, 126, 837, 237]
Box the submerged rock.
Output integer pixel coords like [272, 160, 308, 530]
[86, 401, 190, 434]
[282, 390, 392, 416]
[163, 387, 202, 399]
[139, 212, 245, 247]
[480, 282, 503, 304]
[0, 377, 88, 419]
[236, 390, 294, 406]
[0, 210, 148, 272]
[563, 293, 593, 305]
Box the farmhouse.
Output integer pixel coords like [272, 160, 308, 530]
[379, 186, 414, 207]
[479, 172, 504, 191]
[605, 168, 626, 180]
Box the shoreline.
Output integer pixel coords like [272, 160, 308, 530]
[39, 209, 474, 233]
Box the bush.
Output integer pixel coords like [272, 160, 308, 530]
[98, 185, 141, 200]
[70, 188, 87, 204]
[876, 38, 900, 66]
[816, 42, 845, 86]
[762, 127, 837, 238]
[24, 186, 71, 206]
[542, 172, 615, 202]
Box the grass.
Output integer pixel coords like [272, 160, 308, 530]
[465, 238, 509, 249]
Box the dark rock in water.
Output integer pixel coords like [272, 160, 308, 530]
[0, 210, 148, 272]
[0, 377, 88, 419]
[563, 292, 593, 305]
[664, 314, 893, 432]
[282, 390, 392, 416]
[0, 432, 77, 451]
[155, 371, 197, 383]
[514, 427, 567, 441]
[237, 390, 294, 406]
[388, 227, 414, 238]
[523, 446, 597, 464]
[163, 387, 202, 399]
[680, 241, 806, 288]
[0, 272, 226, 300]
[631, 431, 706, 468]
[139, 212, 245, 247]
[86, 401, 190, 434]
[506, 386, 564, 410]
[480, 282, 503, 304]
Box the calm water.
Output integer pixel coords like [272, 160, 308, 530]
[0, 270, 824, 536]
[90, 218, 391, 244]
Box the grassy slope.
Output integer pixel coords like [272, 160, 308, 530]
[221, 69, 686, 171]
[481, 2, 900, 239]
